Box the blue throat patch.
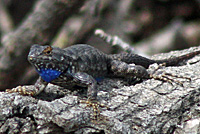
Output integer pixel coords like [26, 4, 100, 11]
[36, 68, 62, 82]
[95, 77, 104, 82]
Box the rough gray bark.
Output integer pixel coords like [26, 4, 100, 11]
[0, 46, 200, 134]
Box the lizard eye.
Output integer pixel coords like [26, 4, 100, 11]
[43, 46, 53, 55]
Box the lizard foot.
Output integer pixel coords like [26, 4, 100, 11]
[150, 72, 191, 86]
[6, 85, 36, 96]
[149, 64, 191, 86]
[80, 99, 108, 121]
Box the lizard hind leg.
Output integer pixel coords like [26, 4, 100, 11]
[109, 60, 150, 79]
[110, 60, 191, 86]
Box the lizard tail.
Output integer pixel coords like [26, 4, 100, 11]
[155, 49, 200, 66]
[110, 48, 200, 68]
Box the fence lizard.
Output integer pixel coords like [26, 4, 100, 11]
[6, 44, 200, 101]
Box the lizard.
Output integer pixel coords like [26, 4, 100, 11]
[6, 44, 200, 101]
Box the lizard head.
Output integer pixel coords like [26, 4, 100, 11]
[28, 44, 71, 82]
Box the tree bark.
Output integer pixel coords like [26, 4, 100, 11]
[0, 46, 200, 133]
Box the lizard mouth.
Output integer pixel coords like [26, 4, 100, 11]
[28, 56, 53, 63]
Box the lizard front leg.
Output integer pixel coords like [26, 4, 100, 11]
[6, 77, 48, 96]
[72, 72, 98, 100]
[72, 72, 106, 119]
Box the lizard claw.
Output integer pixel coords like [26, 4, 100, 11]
[6, 86, 36, 96]
[80, 99, 108, 121]
[149, 63, 191, 86]
[150, 70, 191, 86]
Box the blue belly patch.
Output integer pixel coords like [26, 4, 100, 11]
[36, 68, 62, 82]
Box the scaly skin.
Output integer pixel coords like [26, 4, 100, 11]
[6, 44, 200, 100]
